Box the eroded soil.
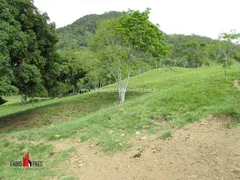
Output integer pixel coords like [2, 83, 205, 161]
[51, 116, 240, 180]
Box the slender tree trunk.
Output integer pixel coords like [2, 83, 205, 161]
[118, 86, 126, 104]
[224, 66, 227, 81]
[31, 97, 35, 106]
[21, 94, 28, 104]
[117, 71, 130, 104]
[225, 56, 228, 82]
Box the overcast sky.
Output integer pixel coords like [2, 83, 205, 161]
[34, 0, 240, 39]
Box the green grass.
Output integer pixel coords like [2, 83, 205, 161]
[0, 92, 122, 132]
[159, 130, 173, 140]
[0, 139, 75, 179]
[0, 65, 240, 178]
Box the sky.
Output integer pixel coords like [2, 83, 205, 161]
[34, 0, 240, 39]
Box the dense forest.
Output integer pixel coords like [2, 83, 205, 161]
[1, 0, 240, 104]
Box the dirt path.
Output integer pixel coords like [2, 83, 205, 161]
[53, 118, 240, 180]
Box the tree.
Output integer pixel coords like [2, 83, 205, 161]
[89, 9, 169, 103]
[0, 49, 18, 97]
[181, 41, 208, 67]
[0, 0, 59, 103]
[0, 0, 19, 97]
[55, 51, 88, 95]
[219, 30, 240, 81]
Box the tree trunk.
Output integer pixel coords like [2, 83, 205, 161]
[224, 66, 228, 81]
[117, 71, 130, 104]
[225, 56, 228, 82]
[31, 97, 35, 106]
[21, 94, 28, 104]
[118, 86, 126, 104]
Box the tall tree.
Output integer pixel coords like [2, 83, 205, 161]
[89, 9, 169, 103]
[0, 0, 59, 103]
[0, 0, 19, 97]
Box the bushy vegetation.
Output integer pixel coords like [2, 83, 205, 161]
[164, 33, 240, 68]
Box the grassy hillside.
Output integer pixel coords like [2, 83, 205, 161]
[0, 65, 240, 179]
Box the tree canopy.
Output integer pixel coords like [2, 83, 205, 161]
[0, 0, 59, 102]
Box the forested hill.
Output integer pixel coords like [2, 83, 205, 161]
[57, 11, 121, 50]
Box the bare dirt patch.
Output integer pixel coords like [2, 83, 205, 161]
[234, 80, 240, 89]
[48, 138, 81, 152]
[57, 117, 240, 180]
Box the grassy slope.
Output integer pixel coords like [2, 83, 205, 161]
[1, 65, 240, 179]
[0, 92, 120, 132]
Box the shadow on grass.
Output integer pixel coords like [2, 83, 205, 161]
[0, 91, 143, 133]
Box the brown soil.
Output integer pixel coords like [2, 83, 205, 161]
[50, 117, 240, 180]
[234, 80, 240, 89]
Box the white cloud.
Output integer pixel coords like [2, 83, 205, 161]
[34, 0, 240, 39]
